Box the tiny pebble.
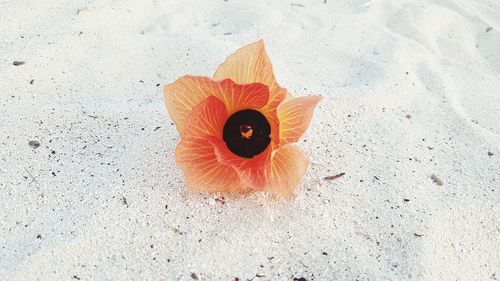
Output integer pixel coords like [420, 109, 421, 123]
[29, 140, 40, 149]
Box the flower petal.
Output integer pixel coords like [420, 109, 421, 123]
[208, 136, 271, 190]
[266, 145, 309, 196]
[278, 96, 322, 145]
[183, 96, 227, 139]
[259, 92, 284, 147]
[214, 40, 278, 93]
[176, 137, 241, 192]
[164, 76, 269, 136]
[164, 76, 216, 134]
[214, 41, 287, 105]
[212, 79, 269, 116]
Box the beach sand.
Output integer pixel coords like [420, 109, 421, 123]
[1, 0, 499, 280]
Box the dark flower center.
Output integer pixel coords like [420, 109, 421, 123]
[223, 109, 271, 158]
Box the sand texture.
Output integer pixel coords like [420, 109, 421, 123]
[1, 0, 499, 280]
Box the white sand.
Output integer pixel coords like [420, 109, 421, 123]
[1, 0, 499, 280]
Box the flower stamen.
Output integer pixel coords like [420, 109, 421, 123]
[240, 124, 253, 139]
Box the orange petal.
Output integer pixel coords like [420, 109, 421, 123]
[211, 79, 269, 116]
[183, 96, 227, 139]
[266, 145, 309, 196]
[164, 76, 269, 136]
[213, 40, 288, 111]
[208, 136, 271, 190]
[259, 90, 285, 146]
[214, 40, 277, 91]
[278, 96, 322, 145]
[176, 137, 241, 192]
[164, 76, 216, 135]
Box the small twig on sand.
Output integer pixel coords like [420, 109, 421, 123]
[324, 172, 345, 181]
[24, 167, 38, 184]
[430, 174, 443, 186]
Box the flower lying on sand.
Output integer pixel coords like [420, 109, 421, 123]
[163, 40, 321, 196]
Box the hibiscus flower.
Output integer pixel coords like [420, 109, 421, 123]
[164, 40, 321, 196]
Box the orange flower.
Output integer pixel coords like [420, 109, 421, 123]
[163, 40, 321, 196]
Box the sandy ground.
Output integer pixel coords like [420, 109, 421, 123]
[1, 0, 500, 280]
